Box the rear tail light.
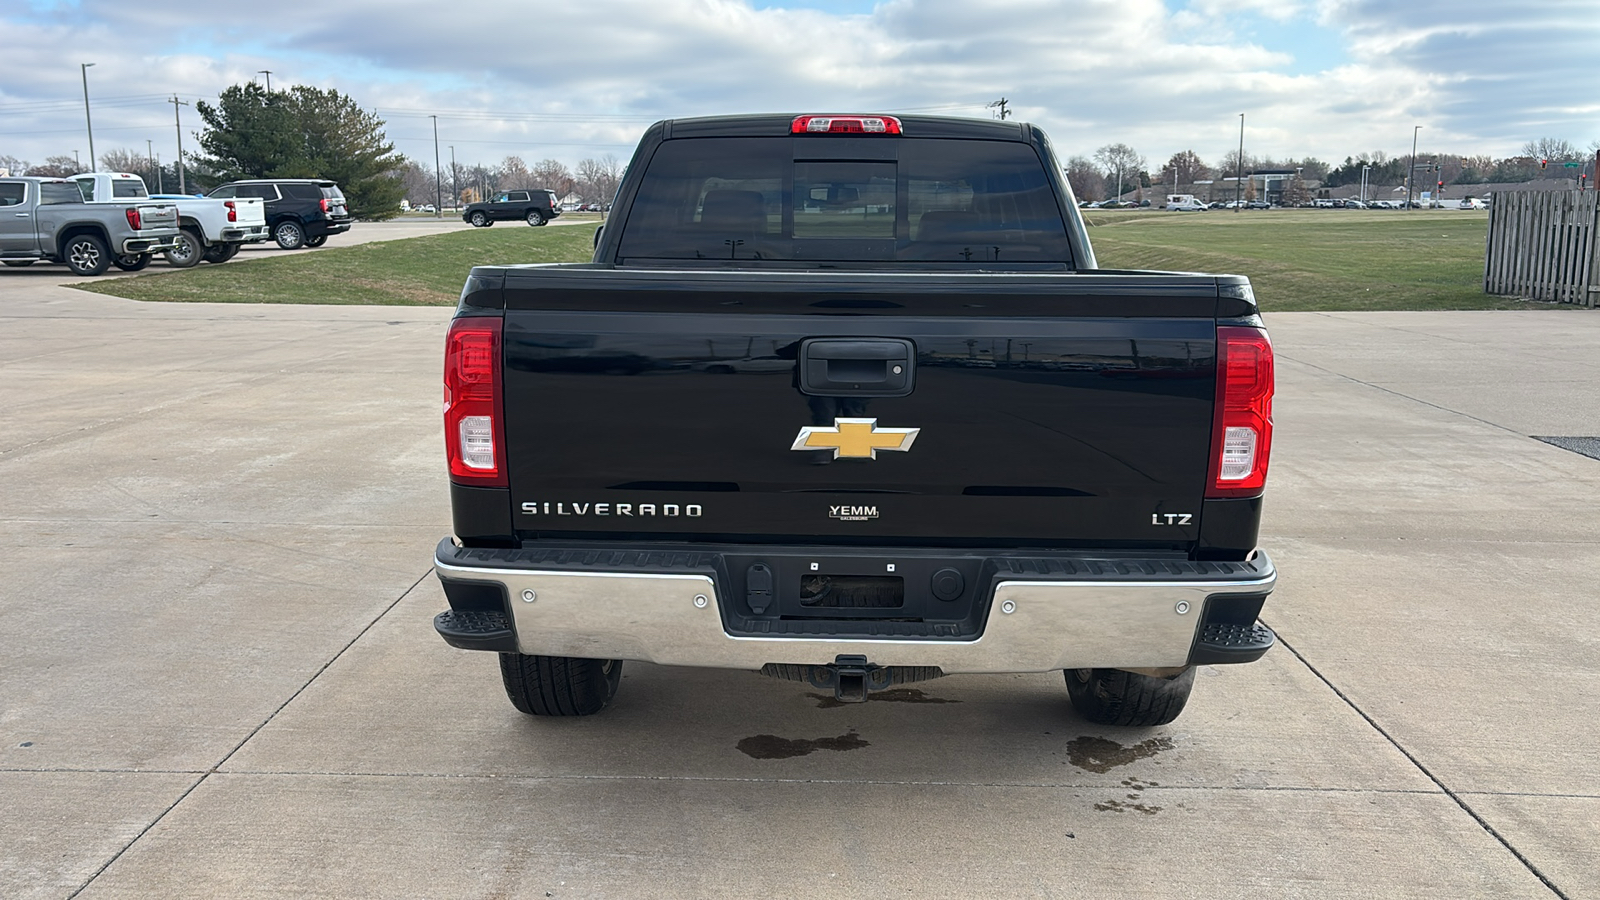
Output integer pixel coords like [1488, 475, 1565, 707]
[791, 115, 903, 134]
[444, 317, 506, 487]
[225, 200, 237, 222]
[319, 198, 330, 213]
[124, 207, 142, 230]
[1206, 326, 1274, 498]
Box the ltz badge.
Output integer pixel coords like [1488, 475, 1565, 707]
[792, 418, 920, 460]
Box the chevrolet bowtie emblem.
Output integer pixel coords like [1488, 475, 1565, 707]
[791, 418, 920, 459]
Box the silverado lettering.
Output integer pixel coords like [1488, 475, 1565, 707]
[433, 112, 1278, 728]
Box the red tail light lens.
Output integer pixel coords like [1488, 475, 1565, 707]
[791, 115, 903, 135]
[1206, 326, 1274, 498]
[124, 207, 142, 230]
[444, 317, 506, 487]
[225, 200, 237, 222]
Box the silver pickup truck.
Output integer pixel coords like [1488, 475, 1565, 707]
[0, 176, 180, 275]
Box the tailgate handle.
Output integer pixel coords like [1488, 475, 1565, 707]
[799, 338, 915, 397]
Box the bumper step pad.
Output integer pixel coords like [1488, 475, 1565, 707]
[1190, 621, 1275, 665]
[433, 609, 517, 652]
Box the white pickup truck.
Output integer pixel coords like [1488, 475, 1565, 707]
[72, 173, 268, 267]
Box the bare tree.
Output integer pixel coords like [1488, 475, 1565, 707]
[532, 158, 575, 199]
[1094, 143, 1144, 200]
[1063, 155, 1104, 201]
[396, 160, 436, 205]
[0, 154, 29, 177]
[1521, 137, 1580, 163]
[25, 155, 83, 177]
[497, 155, 532, 191]
[576, 154, 623, 204]
[1159, 150, 1210, 190]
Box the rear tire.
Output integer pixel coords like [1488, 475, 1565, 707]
[498, 653, 623, 716]
[113, 253, 151, 271]
[469, 211, 490, 227]
[63, 234, 111, 276]
[1066, 667, 1195, 727]
[273, 220, 306, 250]
[526, 209, 545, 226]
[203, 242, 241, 264]
[164, 228, 204, 268]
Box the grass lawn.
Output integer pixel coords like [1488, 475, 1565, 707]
[72, 224, 600, 306]
[76, 209, 1549, 312]
[1083, 208, 1531, 311]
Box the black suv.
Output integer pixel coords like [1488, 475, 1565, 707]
[461, 189, 561, 227]
[208, 179, 352, 249]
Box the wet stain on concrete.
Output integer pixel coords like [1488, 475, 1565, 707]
[1066, 735, 1173, 773]
[805, 688, 961, 709]
[1096, 776, 1163, 815]
[737, 729, 870, 759]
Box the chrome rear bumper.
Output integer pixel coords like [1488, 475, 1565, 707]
[434, 543, 1276, 674]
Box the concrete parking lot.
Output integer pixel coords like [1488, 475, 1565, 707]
[1, 264, 1597, 897]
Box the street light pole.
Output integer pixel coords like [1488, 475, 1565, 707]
[1406, 125, 1420, 210]
[449, 145, 457, 210]
[1235, 113, 1245, 212]
[1360, 164, 1370, 205]
[430, 115, 443, 218]
[80, 63, 96, 172]
[258, 70, 272, 92]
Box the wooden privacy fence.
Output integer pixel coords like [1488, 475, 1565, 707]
[1484, 190, 1600, 307]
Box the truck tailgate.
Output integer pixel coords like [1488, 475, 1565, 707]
[495, 267, 1242, 549]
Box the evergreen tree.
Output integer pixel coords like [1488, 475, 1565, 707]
[194, 83, 404, 219]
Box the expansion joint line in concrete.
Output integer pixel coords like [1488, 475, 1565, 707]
[1273, 631, 1570, 899]
[1276, 353, 1532, 441]
[63, 569, 434, 900]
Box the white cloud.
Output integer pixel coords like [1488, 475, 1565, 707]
[0, 0, 1593, 176]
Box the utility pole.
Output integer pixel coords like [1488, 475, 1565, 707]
[1235, 113, 1245, 212]
[1360, 164, 1371, 205]
[170, 95, 190, 194]
[147, 139, 156, 188]
[258, 70, 273, 92]
[80, 63, 97, 172]
[988, 98, 1011, 120]
[1406, 125, 1420, 210]
[449, 145, 457, 209]
[430, 115, 443, 217]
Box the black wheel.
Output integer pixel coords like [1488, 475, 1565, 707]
[273, 220, 306, 250]
[113, 253, 151, 272]
[525, 209, 545, 226]
[498, 653, 623, 716]
[163, 228, 205, 268]
[203, 242, 241, 264]
[63, 234, 111, 276]
[2, 260, 37, 268]
[1065, 667, 1195, 727]
[469, 210, 490, 227]
[304, 234, 328, 248]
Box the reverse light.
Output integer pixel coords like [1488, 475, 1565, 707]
[444, 316, 506, 486]
[225, 200, 237, 222]
[791, 115, 903, 135]
[1206, 326, 1274, 498]
[124, 207, 142, 231]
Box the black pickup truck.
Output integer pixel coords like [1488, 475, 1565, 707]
[433, 114, 1277, 727]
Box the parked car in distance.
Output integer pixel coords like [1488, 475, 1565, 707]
[207, 179, 352, 250]
[461, 189, 561, 227]
[1459, 197, 1487, 210]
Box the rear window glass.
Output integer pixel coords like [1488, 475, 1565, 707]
[112, 180, 147, 199]
[617, 137, 1071, 266]
[282, 183, 322, 200]
[319, 185, 344, 201]
[40, 183, 83, 205]
[0, 182, 25, 206]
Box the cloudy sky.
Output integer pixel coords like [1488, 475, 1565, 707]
[2, 0, 1596, 175]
